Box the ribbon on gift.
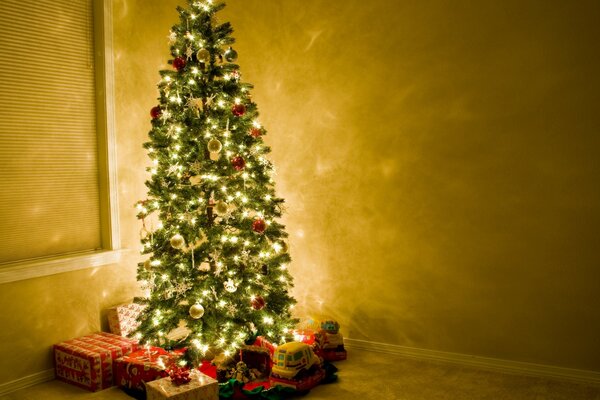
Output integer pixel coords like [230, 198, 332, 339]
[168, 366, 191, 385]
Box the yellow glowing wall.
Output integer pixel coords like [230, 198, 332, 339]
[1, 0, 599, 386]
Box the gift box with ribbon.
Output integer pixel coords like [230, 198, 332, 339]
[146, 369, 218, 400]
[114, 346, 187, 391]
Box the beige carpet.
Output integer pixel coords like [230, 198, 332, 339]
[2, 348, 600, 399]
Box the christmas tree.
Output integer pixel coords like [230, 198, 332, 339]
[134, 0, 297, 365]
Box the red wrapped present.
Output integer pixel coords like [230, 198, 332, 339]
[146, 369, 218, 400]
[114, 346, 186, 391]
[54, 332, 138, 392]
[251, 336, 276, 357]
[107, 302, 146, 337]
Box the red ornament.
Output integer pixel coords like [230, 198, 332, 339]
[173, 57, 186, 71]
[251, 296, 266, 310]
[232, 103, 246, 116]
[150, 106, 162, 119]
[252, 218, 266, 233]
[250, 127, 262, 138]
[231, 156, 246, 171]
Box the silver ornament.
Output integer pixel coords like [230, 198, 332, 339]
[224, 47, 238, 62]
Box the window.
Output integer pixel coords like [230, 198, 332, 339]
[0, 0, 120, 283]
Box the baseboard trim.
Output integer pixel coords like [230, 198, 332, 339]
[0, 369, 55, 396]
[345, 338, 600, 386]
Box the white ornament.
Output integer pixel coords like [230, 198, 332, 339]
[224, 278, 237, 293]
[170, 234, 186, 249]
[168, 31, 177, 45]
[189, 304, 205, 319]
[198, 262, 211, 272]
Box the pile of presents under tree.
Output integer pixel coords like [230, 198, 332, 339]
[53, 302, 346, 399]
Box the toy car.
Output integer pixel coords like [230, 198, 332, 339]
[319, 320, 347, 361]
[269, 342, 325, 391]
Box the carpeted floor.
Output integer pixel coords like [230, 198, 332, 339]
[2, 348, 600, 399]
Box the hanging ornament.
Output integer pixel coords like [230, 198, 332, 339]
[185, 46, 194, 60]
[196, 48, 210, 63]
[189, 304, 205, 319]
[223, 46, 238, 62]
[250, 127, 262, 138]
[173, 57, 186, 71]
[224, 279, 238, 293]
[252, 219, 266, 234]
[231, 156, 246, 171]
[189, 175, 202, 186]
[170, 233, 186, 249]
[215, 201, 228, 214]
[261, 264, 269, 275]
[187, 97, 204, 115]
[207, 138, 222, 153]
[168, 31, 177, 45]
[209, 152, 221, 161]
[144, 259, 152, 271]
[150, 106, 162, 119]
[198, 262, 211, 272]
[251, 296, 266, 310]
[231, 103, 246, 117]
[280, 241, 289, 253]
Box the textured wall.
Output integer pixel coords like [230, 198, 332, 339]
[219, 0, 600, 371]
[1, 0, 599, 386]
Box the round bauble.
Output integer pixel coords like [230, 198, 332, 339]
[173, 57, 186, 71]
[215, 201, 228, 215]
[170, 234, 186, 249]
[250, 127, 262, 138]
[207, 138, 222, 153]
[261, 264, 269, 275]
[231, 156, 246, 171]
[280, 241, 289, 253]
[143, 259, 152, 271]
[231, 103, 246, 117]
[223, 47, 238, 62]
[196, 48, 210, 63]
[224, 279, 237, 293]
[251, 296, 266, 310]
[252, 219, 266, 234]
[150, 106, 162, 119]
[189, 304, 205, 319]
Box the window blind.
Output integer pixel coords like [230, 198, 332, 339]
[0, 0, 101, 264]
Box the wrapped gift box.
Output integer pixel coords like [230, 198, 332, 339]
[54, 332, 138, 392]
[251, 336, 276, 357]
[107, 302, 146, 337]
[146, 369, 218, 400]
[114, 346, 186, 391]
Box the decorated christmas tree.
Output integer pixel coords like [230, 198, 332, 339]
[134, 0, 297, 365]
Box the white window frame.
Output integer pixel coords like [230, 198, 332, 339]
[0, 0, 122, 284]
